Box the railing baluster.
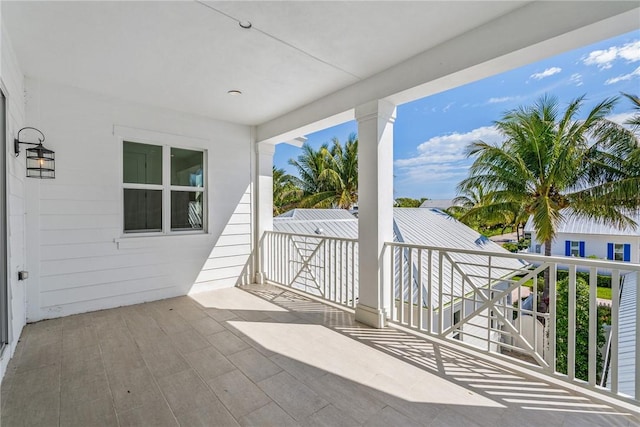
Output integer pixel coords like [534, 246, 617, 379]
[400, 247, 405, 325]
[548, 263, 557, 372]
[636, 270, 640, 401]
[351, 242, 356, 308]
[427, 250, 432, 334]
[611, 269, 620, 395]
[409, 248, 414, 328]
[390, 245, 396, 321]
[588, 267, 597, 387]
[418, 248, 423, 331]
[487, 255, 492, 352]
[568, 264, 577, 381]
[438, 251, 444, 335]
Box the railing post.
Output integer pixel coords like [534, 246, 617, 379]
[253, 142, 276, 284]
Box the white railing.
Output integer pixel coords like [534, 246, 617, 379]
[384, 242, 640, 404]
[261, 231, 358, 308]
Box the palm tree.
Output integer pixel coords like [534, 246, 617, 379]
[288, 134, 359, 209]
[451, 183, 509, 228]
[459, 95, 640, 302]
[272, 166, 301, 215]
[592, 93, 640, 187]
[288, 142, 330, 195]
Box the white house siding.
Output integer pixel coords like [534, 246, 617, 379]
[1, 22, 28, 380]
[528, 231, 640, 264]
[23, 78, 253, 321]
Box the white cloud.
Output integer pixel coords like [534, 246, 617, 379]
[395, 125, 502, 169]
[583, 40, 640, 69]
[530, 67, 562, 80]
[619, 40, 640, 62]
[569, 73, 583, 87]
[442, 102, 455, 113]
[606, 112, 635, 128]
[487, 96, 515, 104]
[605, 65, 640, 85]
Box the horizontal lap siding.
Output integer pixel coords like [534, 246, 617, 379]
[192, 189, 253, 293]
[28, 79, 252, 320]
[2, 22, 28, 380]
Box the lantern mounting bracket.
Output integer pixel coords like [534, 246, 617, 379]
[14, 127, 46, 157]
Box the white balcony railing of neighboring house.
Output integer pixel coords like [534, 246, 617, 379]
[261, 231, 358, 308]
[260, 231, 639, 405]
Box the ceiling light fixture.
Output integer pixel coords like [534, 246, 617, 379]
[238, 21, 252, 29]
[227, 89, 242, 96]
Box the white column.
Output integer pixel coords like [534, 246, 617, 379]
[254, 142, 276, 284]
[355, 100, 396, 328]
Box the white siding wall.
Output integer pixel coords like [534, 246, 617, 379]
[530, 232, 640, 264]
[1, 22, 27, 380]
[24, 78, 253, 321]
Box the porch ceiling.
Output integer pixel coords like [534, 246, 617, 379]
[0, 1, 525, 125]
[2, 1, 638, 132]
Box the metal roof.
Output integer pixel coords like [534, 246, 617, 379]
[273, 218, 358, 239]
[277, 208, 356, 221]
[608, 272, 637, 398]
[419, 199, 456, 210]
[524, 210, 640, 236]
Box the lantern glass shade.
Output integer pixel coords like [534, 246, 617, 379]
[26, 143, 55, 179]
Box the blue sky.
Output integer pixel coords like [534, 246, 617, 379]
[274, 30, 640, 200]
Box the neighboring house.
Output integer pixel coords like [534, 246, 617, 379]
[274, 208, 527, 349]
[606, 272, 637, 398]
[525, 211, 640, 263]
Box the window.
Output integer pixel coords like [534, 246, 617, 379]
[123, 141, 205, 234]
[534, 244, 541, 254]
[565, 240, 585, 257]
[608, 243, 631, 262]
[570, 241, 580, 257]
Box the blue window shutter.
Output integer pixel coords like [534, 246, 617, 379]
[623, 244, 631, 262]
[565, 240, 571, 256]
[607, 243, 614, 260]
[579, 241, 585, 257]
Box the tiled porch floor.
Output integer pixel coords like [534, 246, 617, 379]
[1, 284, 638, 427]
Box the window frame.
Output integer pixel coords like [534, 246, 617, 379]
[120, 135, 207, 237]
[613, 243, 625, 262]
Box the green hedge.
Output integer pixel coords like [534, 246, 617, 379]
[557, 271, 611, 288]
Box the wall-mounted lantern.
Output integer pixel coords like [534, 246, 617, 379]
[14, 127, 55, 179]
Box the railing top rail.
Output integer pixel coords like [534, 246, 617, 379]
[264, 230, 358, 244]
[384, 241, 640, 272]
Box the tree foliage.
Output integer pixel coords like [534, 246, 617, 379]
[288, 134, 359, 209]
[555, 276, 606, 382]
[395, 197, 428, 207]
[272, 166, 301, 216]
[458, 94, 640, 300]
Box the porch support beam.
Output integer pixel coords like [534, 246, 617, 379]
[254, 142, 276, 284]
[355, 99, 395, 328]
